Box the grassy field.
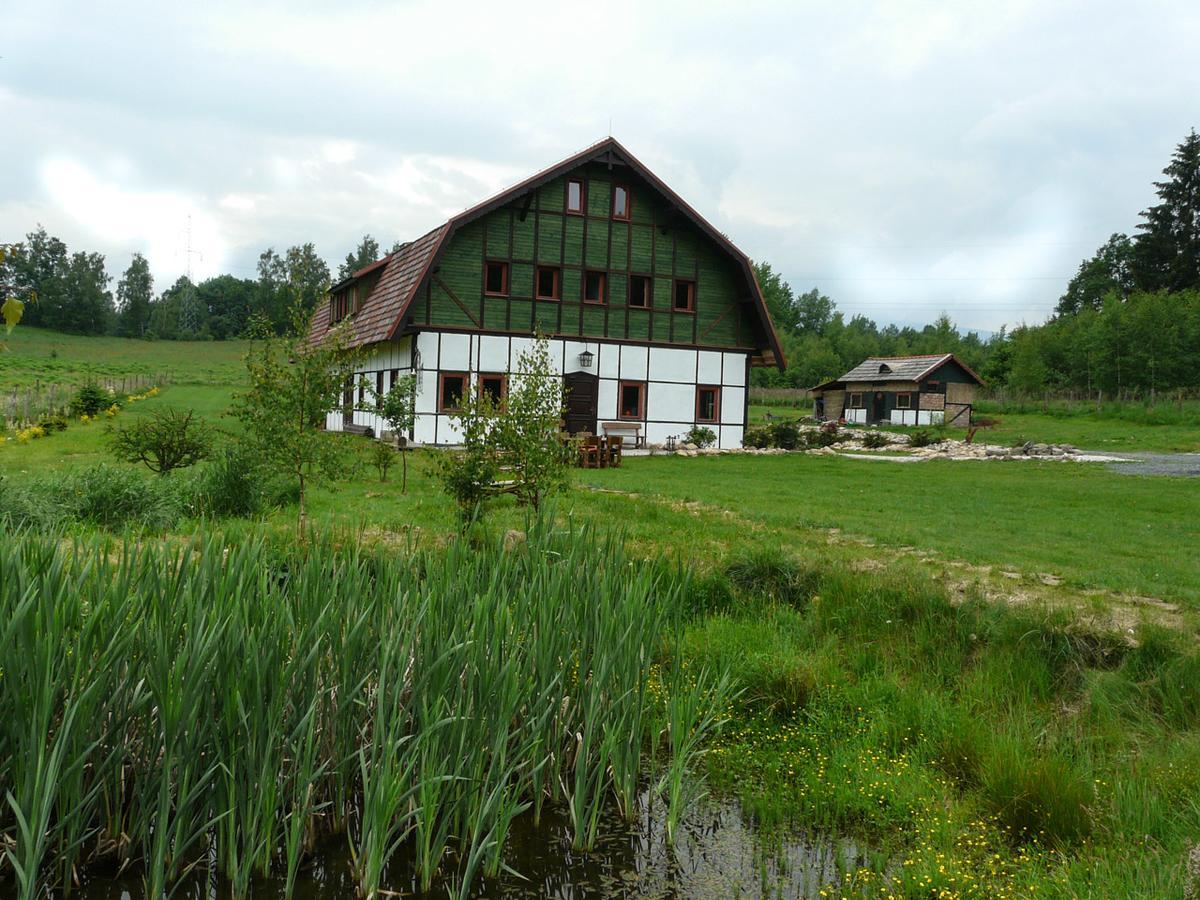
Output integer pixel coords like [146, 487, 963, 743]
[0, 326, 251, 388]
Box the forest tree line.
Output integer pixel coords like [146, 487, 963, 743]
[0, 233, 386, 341]
[753, 128, 1200, 396]
[2, 129, 1197, 397]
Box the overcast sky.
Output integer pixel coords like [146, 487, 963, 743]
[3, 1, 1198, 332]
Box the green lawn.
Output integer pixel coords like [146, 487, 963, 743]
[974, 410, 1200, 453]
[579, 454, 1200, 605]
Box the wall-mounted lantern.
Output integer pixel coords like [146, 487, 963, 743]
[412, 347, 422, 371]
[578, 348, 594, 369]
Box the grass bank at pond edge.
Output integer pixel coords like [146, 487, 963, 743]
[689, 548, 1200, 897]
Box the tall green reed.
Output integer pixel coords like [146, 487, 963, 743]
[0, 519, 727, 898]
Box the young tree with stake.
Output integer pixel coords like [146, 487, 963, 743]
[233, 308, 358, 535]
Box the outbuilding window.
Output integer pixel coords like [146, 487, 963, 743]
[849, 392, 863, 408]
[696, 385, 720, 423]
[619, 381, 645, 419]
[439, 372, 468, 412]
[896, 393, 912, 409]
[484, 261, 508, 296]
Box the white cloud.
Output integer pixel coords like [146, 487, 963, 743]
[2, 0, 1198, 330]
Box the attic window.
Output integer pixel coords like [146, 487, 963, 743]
[484, 260, 508, 296]
[629, 275, 651, 308]
[584, 270, 606, 304]
[536, 266, 561, 300]
[612, 184, 631, 221]
[673, 279, 695, 312]
[566, 179, 585, 215]
[878, 363, 892, 374]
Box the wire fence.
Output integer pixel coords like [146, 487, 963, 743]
[3, 373, 170, 429]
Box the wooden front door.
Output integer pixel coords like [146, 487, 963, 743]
[563, 371, 598, 436]
[872, 391, 885, 424]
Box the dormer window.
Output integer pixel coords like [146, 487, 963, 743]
[878, 363, 892, 374]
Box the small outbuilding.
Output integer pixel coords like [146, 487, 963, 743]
[811, 354, 985, 428]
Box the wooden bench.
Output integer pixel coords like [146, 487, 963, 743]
[600, 421, 642, 448]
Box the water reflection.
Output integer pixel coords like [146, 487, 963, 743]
[64, 791, 866, 899]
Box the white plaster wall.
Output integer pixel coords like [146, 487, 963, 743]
[329, 332, 755, 448]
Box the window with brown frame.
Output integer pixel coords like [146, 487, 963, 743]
[535, 266, 561, 300]
[896, 393, 912, 409]
[583, 270, 606, 304]
[357, 377, 367, 405]
[566, 179, 585, 215]
[478, 373, 507, 406]
[389, 368, 399, 390]
[438, 372, 468, 412]
[628, 275, 651, 308]
[618, 381, 645, 420]
[375, 371, 384, 407]
[484, 260, 508, 296]
[849, 392, 863, 408]
[612, 184, 631, 221]
[696, 385, 720, 423]
[673, 279, 695, 312]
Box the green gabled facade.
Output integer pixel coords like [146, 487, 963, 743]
[411, 162, 766, 354]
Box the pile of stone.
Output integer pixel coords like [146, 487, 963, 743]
[648, 431, 1084, 462]
[981, 441, 1080, 460]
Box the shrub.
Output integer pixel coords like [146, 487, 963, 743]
[743, 426, 772, 449]
[770, 421, 800, 450]
[683, 569, 737, 617]
[187, 445, 294, 519]
[909, 428, 940, 448]
[369, 440, 396, 482]
[36, 414, 68, 433]
[69, 383, 117, 417]
[802, 429, 838, 449]
[979, 739, 1093, 846]
[684, 425, 717, 448]
[725, 546, 821, 607]
[862, 430, 890, 449]
[57, 464, 181, 531]
[109, 408, 213, 475]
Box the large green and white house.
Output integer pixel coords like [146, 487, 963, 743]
[311, 138, 785, 448]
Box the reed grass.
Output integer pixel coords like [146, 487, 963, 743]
[0, 520, 718, 899]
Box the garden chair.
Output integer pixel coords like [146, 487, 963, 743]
[579, 434, 603, 469]
[606, 435, 624, 468]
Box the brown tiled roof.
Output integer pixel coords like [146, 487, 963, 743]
[310, 138, 785, 367]
[310, 225, 447, 348]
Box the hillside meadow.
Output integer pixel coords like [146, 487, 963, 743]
[3, 331, 1200, 896]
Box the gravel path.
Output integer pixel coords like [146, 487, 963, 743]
[1092, 452, 1200, 477]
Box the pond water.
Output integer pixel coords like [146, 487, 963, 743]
[64, 792, 867, 899]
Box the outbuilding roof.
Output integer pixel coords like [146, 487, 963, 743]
[812, 354, 985, 391]
[310, 137, 785, 368]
